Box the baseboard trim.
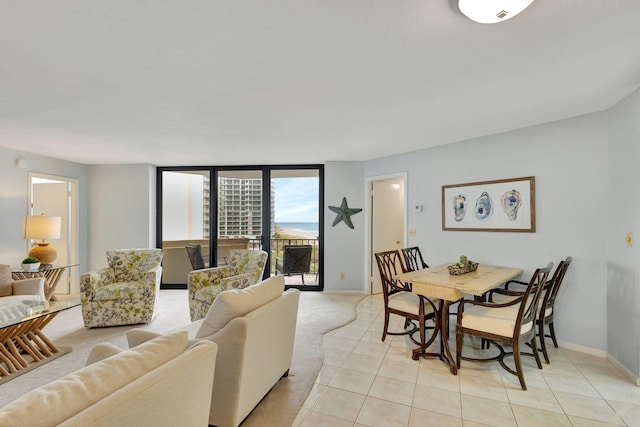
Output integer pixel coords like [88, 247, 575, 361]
[606, 353, 640, 386]
[559, 340, 640, 386]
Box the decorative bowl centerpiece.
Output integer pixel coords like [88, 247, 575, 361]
[448, 255, 479, 275]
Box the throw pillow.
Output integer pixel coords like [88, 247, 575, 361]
[85, 342, 123, 365]
[0, 264, 13, 296]
[195, 275, 284, 338]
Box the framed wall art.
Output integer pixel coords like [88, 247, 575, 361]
[442, 176, 535, 232]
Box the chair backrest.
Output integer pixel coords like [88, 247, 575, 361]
[374, 250, 409, 304]
[229, 249, 268, 282]
[517, 263, 553, 331]
[400, 247, 429, 272]
[185, 243, 206, 270]
[106, 248, 163, 281]
[542, 256, 572, 313]
[281, 245, 313, 274]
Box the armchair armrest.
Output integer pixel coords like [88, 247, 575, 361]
[12, 277, 46, 301]
[488, 287, 526, 302]
[504, 279, 528, 290]
[142, 265, 163, 291]
[80, 268, 115, 295]
[219, 272, 259, 291]
[457, 294, 523, 319]
[188, 266, 234, 294]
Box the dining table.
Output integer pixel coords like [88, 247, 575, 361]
[396, 263, 522, 374]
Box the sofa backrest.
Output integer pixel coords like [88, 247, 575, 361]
[195, 275, 284, 338]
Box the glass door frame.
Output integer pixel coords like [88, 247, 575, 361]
[156, 164, 324, 291]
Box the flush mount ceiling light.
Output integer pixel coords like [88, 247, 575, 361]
[458, 0, 535, 24]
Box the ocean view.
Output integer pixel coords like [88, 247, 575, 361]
[276, 222, 319, 235]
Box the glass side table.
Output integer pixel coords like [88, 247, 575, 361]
[11, 264, 79, 301]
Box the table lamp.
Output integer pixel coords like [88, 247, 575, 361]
[23, 214, 62, 265]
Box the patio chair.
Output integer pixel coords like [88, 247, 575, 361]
[275, 245, 313, 284]
[186, 243, 206, 270]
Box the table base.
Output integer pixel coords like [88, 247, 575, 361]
[411, 300, 459, 374]
[0, 311, 71, 384]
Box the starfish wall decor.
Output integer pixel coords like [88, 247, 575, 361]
[329, 197, 362, 229]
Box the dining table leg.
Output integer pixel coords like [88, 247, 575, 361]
[412, 299, 459, 375]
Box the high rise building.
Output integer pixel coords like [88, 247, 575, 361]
[217, 176, 265, 238]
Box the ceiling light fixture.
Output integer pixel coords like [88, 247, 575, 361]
[458, 0, 535, 24]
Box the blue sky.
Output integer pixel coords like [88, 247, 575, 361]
[273, 177, 319, 223]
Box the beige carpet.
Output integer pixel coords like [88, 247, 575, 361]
[0, 289, 366, 427]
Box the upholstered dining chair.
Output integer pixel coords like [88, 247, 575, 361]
[456, 263, 553, 390]
[187, 249, 268, 321]
[400, 246, 429, 272]
[80, 248, 163, 328]
[374, 250, 440, 351]
[490, 257, 572, 363]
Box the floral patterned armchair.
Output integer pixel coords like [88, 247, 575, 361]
[81, 248, 163, 328]
[188, 249, 268, 321]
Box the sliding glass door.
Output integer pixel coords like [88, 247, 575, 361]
[157, 165, 323, 291]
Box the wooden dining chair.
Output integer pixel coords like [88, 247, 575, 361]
[374, 250, 440, 349]
[400, 247, 429, 272]
[456, 263, 553, 390]
[490, 257, 572, 363]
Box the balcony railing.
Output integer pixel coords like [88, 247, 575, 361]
[248, 237, 319, 277]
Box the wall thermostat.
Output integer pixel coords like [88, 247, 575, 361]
[413, 204, 423, 213]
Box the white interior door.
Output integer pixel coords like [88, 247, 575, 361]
[371, 178, 405, 294]
[31, 177, 79, 295]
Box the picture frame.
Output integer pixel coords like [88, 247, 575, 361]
[442, 176, 535, 232]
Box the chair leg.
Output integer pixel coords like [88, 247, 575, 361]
[548, 322, 559, 348]
[530, 335, 543, 369]
[381, 310, 390, 342]
[538, 321, 550, 364]
[455, 330, 464, 368]
[512, 337, 527, 390]
[301, 273, 305, 284]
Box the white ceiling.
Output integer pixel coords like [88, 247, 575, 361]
[1, 1, 639, 166]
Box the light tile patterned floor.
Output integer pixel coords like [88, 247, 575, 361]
[293, 295, 639, 427]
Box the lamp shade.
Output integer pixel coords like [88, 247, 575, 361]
[23, 215, 62, 265]
[458, 0, 535, 24]
[23, 215, 62, 240]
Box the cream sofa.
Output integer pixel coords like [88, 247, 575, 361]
[0, 331, 218, 427]
[128, 275, 300, 427]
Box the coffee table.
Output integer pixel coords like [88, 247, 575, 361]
[0, 299, 79, 384]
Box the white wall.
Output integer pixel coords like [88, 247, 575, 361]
[607, 88, 640, 377]
[88, 164, 156, 270]
[0, 147, 89, 274]
[323, 161, 366, 291]
[364, 112, 610, 352]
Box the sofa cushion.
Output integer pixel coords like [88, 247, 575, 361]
[195, 275, 284, 338]
[0, 264, 13, 296]
[0, 331, 188, 427]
